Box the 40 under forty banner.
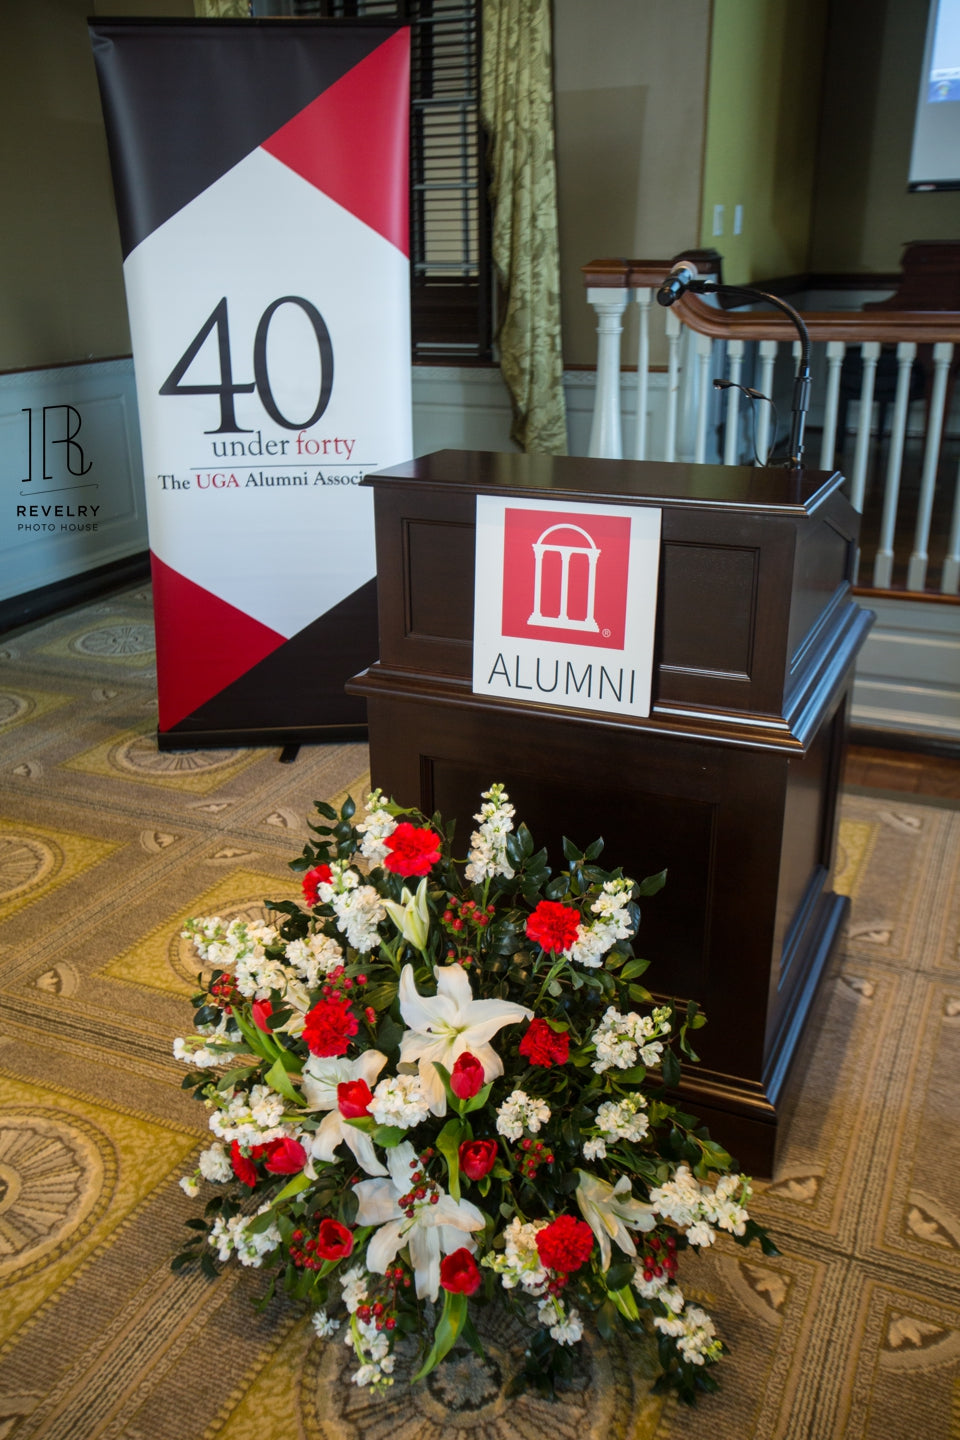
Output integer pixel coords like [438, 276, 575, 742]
[91, 18, 412, 744]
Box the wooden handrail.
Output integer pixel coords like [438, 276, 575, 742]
[581, 257, 960, 344]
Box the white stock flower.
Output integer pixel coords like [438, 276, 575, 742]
[398, 963, 531, 1115]
[537, 1294, 584, 1345]
[495, 1090, 550, 1141]
[575, 1170, 655, 1271]
[312, 1310, 340, 1338]
[198, 1142, 232, 1183]
[596, 1095, 650, 1143]
[591, 1004, 672, 1074]
[464, 784, 516, 883]
[302, 1050, 390, 1176]
[370, 1073, 432, 1129]
[482, 1217, 548, 1293]
[353, 1142, 484, 1301]
[283, 934, 344, 987]
[356, 789, 398, 864]
[331, 883, 385, 953]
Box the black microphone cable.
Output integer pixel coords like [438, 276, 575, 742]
[713, 378, 780, 467]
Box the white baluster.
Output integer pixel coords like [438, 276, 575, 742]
[907, 342, 953, 592]
[723, 339, 745, 466]
[849, 341, 881, 514]
[694, 331, 713, 464]
[941, 455, 960, 594]
[909, 342, 955, 590]
[632, 288, 651, 461]
[664, 308, 682, 463]
[587, 287, 628, 459]
[872, 342, 916, 588]
[755, 339, 777, 465]
[820, 340, 846, 471]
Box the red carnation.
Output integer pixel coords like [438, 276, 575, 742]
[450, 1052, 484, 1099]
[459, 1138, 498, 1181]
[518, 1017, 569, 1068]
[337, 1079, 373, 1118]
[382, 822, 442, 877]
[535, 1215, 595, 1273]
[315, 1218, 354, 1260]
[439, 1247, 482, 1295]
[230, 1139, 260, 1188]
[525, 900, 581, 955]
[303, 997, 358, 1057]
[302, 863, 332, 907]
[264, 1136, 307, 1174]
[252, 998, 273, 1033]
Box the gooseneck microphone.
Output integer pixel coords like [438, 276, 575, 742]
[656, 261, 699, 307]
[656, 263, 812, 469]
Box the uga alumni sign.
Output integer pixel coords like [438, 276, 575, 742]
[473, 495, 661, 719]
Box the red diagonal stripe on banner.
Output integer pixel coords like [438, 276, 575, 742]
[260, 28, 410, 256]
[151, 554, 285, 731]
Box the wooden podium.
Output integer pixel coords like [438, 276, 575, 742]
[348, 450, 873, 1174]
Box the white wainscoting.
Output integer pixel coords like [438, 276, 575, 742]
[0, 358, 147, 603]
[852, 597, 960, 742]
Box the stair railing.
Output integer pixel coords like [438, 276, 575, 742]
[583, 257, 960, 594]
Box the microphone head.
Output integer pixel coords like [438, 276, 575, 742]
[656, 259, 699, 307]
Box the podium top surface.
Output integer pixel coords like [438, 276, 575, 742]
[365, 450, 845, 516]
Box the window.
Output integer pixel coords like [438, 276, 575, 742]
[257, 0, 492, 361]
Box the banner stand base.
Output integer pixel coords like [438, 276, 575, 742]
[156, 723, 368, 752]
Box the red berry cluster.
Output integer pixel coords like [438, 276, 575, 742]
[518, 1137, 555, 1179]
[442, 897, 495, 937]
[320, 965, 368, 1003]
[209, 971, 241, 1012]
[638, 1231, 679, 1283]
[398, 1150, 441, 1217]
[355, 1266, 411, 1331]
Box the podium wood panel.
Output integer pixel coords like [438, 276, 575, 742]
[349, 450, 874, 1175]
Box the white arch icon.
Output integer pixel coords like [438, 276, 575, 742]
[528, 522, 601, 631]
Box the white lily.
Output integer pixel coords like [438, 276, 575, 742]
[575, 1170, 656, 1271]
[354, 1141, 485, 1300]
[398, 963, 532, 1115]
[301, 1050, 389, 1176]
[382, 877, 431, 951]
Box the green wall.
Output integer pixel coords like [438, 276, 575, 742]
[699, 0, 829, 284]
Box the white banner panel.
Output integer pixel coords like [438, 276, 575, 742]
[91, 20, 412, 741]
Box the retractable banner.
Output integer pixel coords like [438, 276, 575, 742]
[90, 19, 412, 745]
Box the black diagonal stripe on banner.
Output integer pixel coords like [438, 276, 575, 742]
[163, 578, 378, 743]
[90, 20, 399, 258]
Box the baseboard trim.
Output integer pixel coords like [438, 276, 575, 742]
[848, 725, 960, 760]
[0, 552, 151, 637]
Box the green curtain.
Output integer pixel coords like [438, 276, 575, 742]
[481, 0, 567, 454]
[193, 1, 251, 16]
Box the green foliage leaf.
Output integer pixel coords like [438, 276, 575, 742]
[411, 1289, 467, 1382]
[372, 1124, 407, 1148]
[436, 1116, 465, 1201]
[661, 1048, 681, 1089]
[273, 1172, 312, 1203]
[562, 836, 584, 863]
[264, 1057, 306, 1108]
[620, 958, 650, 981]
[544, 875, 569, 901]
[636, 869, 667, 897]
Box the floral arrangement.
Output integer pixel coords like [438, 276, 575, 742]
[173, 784, 775, 1403]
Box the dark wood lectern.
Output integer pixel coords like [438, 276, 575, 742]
[348, 450, 873, 1175]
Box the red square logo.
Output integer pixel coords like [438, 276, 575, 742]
[500, 507, 631, 649]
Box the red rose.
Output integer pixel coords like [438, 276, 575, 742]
[439, 1246, 482, 1295]
[264, 1136, 307, 1174]
[302, 863, 333, 907]
[525, 900, 581, 955]
[303, 997, 359, 1057]
[535, 1215, 594, 1273]
[459, 1138, 498, 1180]
[382, 822, 442, 877]
[518, 1017, 569, 1067]
[337, 1079, 373, 1118]
[230, 1139, 259, 1188]
[315, 1218, 354, 1260]
[450, 1052, 484, 1099]
[252, 998, 273, 1033]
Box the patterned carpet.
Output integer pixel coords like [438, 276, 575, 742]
[0, 586, 958, 1439]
